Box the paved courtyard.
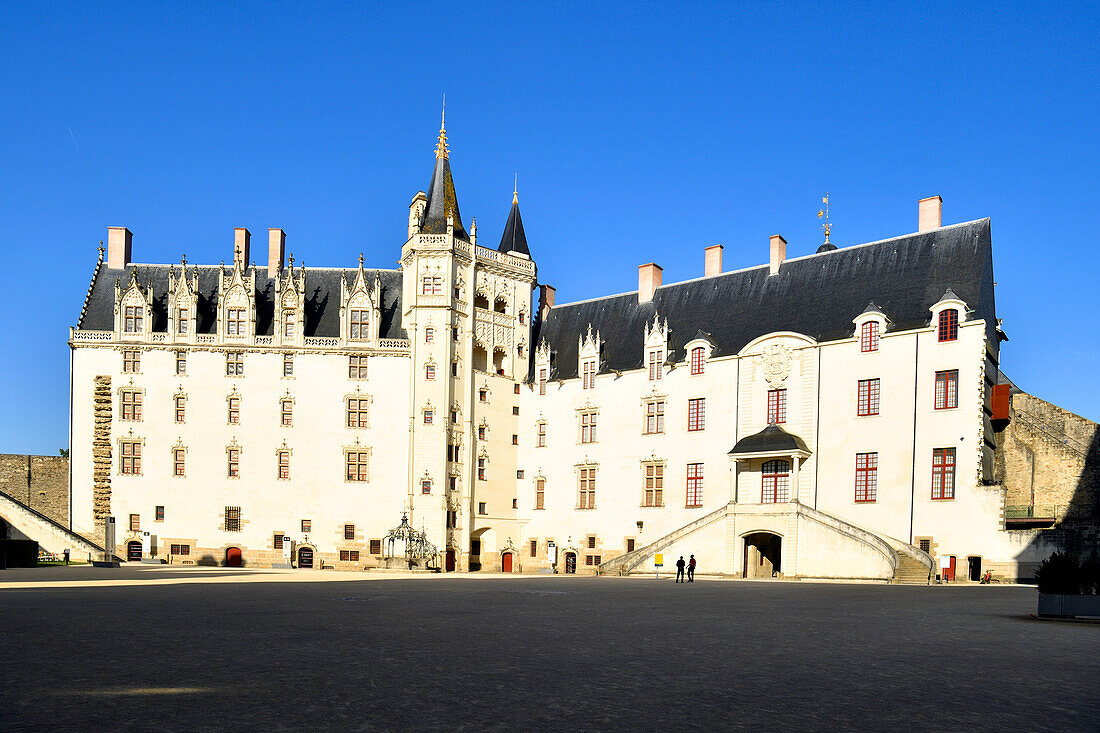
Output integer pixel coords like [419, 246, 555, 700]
[1, 567, 1096, 731]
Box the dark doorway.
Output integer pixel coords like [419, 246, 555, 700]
[445, 550, 456, 572]
[968, 556, 982, 582]
[470, 539, 482, 571]
[564, 552, 577, 574]
[297, 546, 313, 569]
[225, 547, 242, 567]
[743, 533, 782, 578]
[127, 541, 142, 562]
[502, 552, 513, 573]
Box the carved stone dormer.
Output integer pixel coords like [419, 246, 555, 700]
[340, 254, 381, 345]
[275, 255, 306, 347]
[643, 312, 670, 374]
[168, 259, 199, 345]
[114, 269, 152, 342]
[218, 255, 256, 345]
[578, 323, 601, 379]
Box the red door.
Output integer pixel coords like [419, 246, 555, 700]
[226, 547, 242, 567]
[445, 550, 456, 572]
[502, 553, 513, 573]
[946, 555, 956, 581]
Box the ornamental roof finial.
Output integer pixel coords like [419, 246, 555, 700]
[817, 193, 833, 245]
[513, 173, 518, 204]
[435, 95, 449, 159]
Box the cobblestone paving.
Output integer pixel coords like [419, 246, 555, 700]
[1, 568, 1096, 731]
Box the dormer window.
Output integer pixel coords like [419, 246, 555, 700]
[860, 321, 880, 352]
[123, 306, 143, 333]
[582, 359, 596, 389]
[938, 309, 958, 342]
[227, 308, 246, 336]
[349, 309, 369, 340]
[284, 313, 297, 340]
[177, 308, 189, 335]
[690, 347, 705, 375]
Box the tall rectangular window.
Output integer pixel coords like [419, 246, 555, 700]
[938, 309, 959, 342]
[225, 506, 241, 532]
[421, 479, 432, 494]
[580, 412, 597, 443]
[535, 478, 545, 510]
[424, 327, 434, 343]
[857, 379, 880, 416]
[344, 524, 355, 540]
[123, 305, 143, 333]
[120, 389, 143, 421]
[227, 448, 240, 478]
[177, 308, 189, 334]
[277, 450, 290, 479]
[284, 313, 296, 340]
[932, 448, 956, 499]
[855, 452, 878, 502]
[227, 308, 246, 336]
[174, 395, 186, 423]
[425, 364, 436, 380]
[346, 398, 369, 428]
[281, 399, 293, 426]
[173, 448, 186, 476]
[582, 359, 596, 389]
[226, 352, 244, 376]
[767, 389, 787, 424]
[273, 533, 284, 550]
[935, 370, 959, 410]
[690, 347, 705, 375]
[538, 369, 547, 395]
[129, 513, 140, 531]
[424, 410, 434, 425]
[860, 321, 880, 352]
[644, 401, 665, 434]
[227, 396, 240, 425]
[348, 355, 368, 379]
[537, 422, 547, 447]
[175, 351, 187, 375]
[283, 354, 294, 377]
[686, 463, 704, 507]
[122, 350, 140, 373]
[530, 539, 538, 556]
[345, 451, 369, 482]
[687, 398, 705, 431]
[648, 349, 663, 381]
[120, 441, 141, 475]
[643, 463, 664, 507]
[155, 505, 164, 521]
[349, 310, 369, 340]
[578, 467, 596, 509]
[477, 457, 486, 481]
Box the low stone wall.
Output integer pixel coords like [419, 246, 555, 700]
[0, 454, 69, 527]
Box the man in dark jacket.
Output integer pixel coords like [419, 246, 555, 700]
[675, 556, 686, 583]
[688, 555, 696, 582]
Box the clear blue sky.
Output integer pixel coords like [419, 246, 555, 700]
[1, 1, 1098, 454]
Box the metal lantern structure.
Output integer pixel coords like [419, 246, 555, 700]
[383, 513, 440, 569]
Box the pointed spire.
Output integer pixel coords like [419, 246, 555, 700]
[498, 183, 530, 257]
[422, 108, 468, 240]
[435, 96, 449, 160]
[513, 173, 518, 204]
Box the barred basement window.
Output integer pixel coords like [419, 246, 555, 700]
[129, 513, 140, 531]
[857, 378, 880, 416]
[344, 524, 355, 540]
[345, 451, 369, 482]
[346, 398, 370, 428]
[860, 321, 880, 352]
[301, 519, 311, 533]
[767, 389, 787, 424]
[170, 544, 190, 556]
[919, 539, 932, 553]
[935, 370, 959, 410]
[348, 355, 368, 379]
[226, 352, 244, 376]
[340, 550, 360, 562]
[120, 440, 142, 475]
[643, 463, 664, 507]
[225, 506, 241, 532]
[227, 448, 240, 478]
[690, 347, 705, 375]
[578, 467, 597, 509]
[281, 399, 293, 426]
[535, 478, 545, 510]
[283, 354, 294, 377]
[530, 539, 538, 556]
[686, 463, 704, 507]
[938, 309, 959, 342]
[932, 448, 956, 499]
[277, 450, 290, 480]
[284, 313, 296, 340]
[349, 310, 369, 340]
[273, 533, 284, 550]
[155, 505, 164, 521]
[644, 400, 665, 434]
[123, 349, 140, 373]
[175, 351, 187, 375]
[588, 535, 596, 549]
[177, 308, 189, 334]
[120, 389, 143, 421]
[227, 307, 246, 336]
[173, 448, 186, 477]
[855, 452, 878, 502]
[687, 398, 705, 431]
[370, 539, 382, 555]
[227, 396, 241, 424]
[123, 305, 144, 333]
[175, 395, 186, 423]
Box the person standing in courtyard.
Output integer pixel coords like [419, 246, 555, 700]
[676, 555, 686, 583]
[688, 554, 696, 582]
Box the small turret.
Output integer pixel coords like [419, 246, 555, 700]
[497, 183, 530, 257]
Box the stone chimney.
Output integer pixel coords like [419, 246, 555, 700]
[538, 284, 556, 321]
[919, 196, 942, 232]
[638, 263, 663, 303]
[106, 227, 132, 269]
[268, 229, 285, 273]
[704, 245, 723, 277]
[769, 235, 787, 276]
[234, 228, 251, 268]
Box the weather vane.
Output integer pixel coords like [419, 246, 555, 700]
[817, 193, 833, 245]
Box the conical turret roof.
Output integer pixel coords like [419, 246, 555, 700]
[421, 114, 469, 240]
[498, 190, 530, 256]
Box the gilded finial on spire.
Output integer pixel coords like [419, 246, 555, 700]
[817, 193, 833, 245]
[435, 95, 449, 159]
[513, 173, 518, 203]
[358, 252, 364, 268]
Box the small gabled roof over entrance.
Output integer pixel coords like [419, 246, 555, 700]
[728, 424, 810, 456]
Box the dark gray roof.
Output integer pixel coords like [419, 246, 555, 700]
[421, 153, 469, 240]
[77, 264, 406, 339]
[729, 424, 810, 455]
[533, 219, 996, 379]
[498, 195, 530, 256]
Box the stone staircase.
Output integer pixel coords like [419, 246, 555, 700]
[599, 503, 730, 576]
[894, 554, 934, 584]
[0, 491, 106, 559]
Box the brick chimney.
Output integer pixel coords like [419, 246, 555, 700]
[234, 228, 251, 268]
[769, 235, 787, 276]
[704, 245, 723, 277]
[539, 284, 556, 321]
[106, 227, 132, 269]
[919, 196, 942, 232]
[268, 228, 285, 273]
[638, 263, 663, 303]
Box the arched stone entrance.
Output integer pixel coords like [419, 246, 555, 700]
[225, 546, 243, 567]
[297, 546, 314, 569]
[564, 552, 577, 574]
[501, 551, 514, 573]
[127, 541, 142, 562]
[743, 532, 782, 578]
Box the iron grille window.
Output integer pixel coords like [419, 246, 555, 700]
[767, 389, 787, 424]
[225, 506, 241, 532]
[935, 370, 959, 409]
[643, 463, 664, 506]
[686, 463, 704, 507]
[370, 539, 382, 555]
[340, 550, 360, 562]
[932, 448, 956, 499]
[588, 536, 597, 549]
[273, 533, 284, 550]
[919, 539, 932, 553]
[855, 452, 878, 502]
[690, 347, 705, 375]
[344, 524, 355, 540]
[938, 309, 959, 342]
[857, 379, 880, 416]
[687, 398, 705, 431]
[761, 460, 790, 503]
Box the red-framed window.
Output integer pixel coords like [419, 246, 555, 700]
[932, 448, 956, 499]
[761, 459, 790, 503]
[857, 379, 880, 416]
[855, 452, 878, 502]
[860, 321, 880, 352]
[578, 467, 597, 509]
[582, 359, 596, 390]
[690, 347, 705, 375]
[686, 462, 703, 507]
[767, 389, 787, 424]
[934, 370, 958, 409]
[643, 463, 664, 507]
[687, 398, 705, 431]
[938, 309, 958, 342]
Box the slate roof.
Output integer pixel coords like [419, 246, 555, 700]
[498, 194, 530, 256]
[533, 218, 996, 379]
[421, 152, 469, 240]
[77, 264, 406, 339]
[729, 424, 811, 455]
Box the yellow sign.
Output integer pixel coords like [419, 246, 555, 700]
[655, 553, 664, 566]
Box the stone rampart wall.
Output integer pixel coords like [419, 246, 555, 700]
[0, 454, 69, 526]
